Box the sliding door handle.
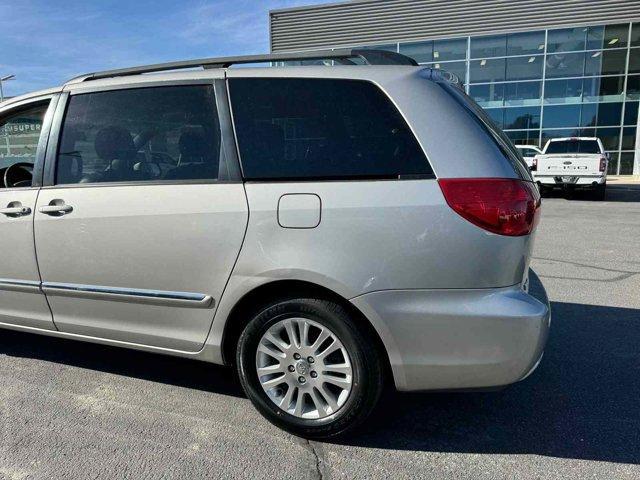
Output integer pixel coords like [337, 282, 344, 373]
[0, 203, 31, 217]
[39, 200, 73, 216]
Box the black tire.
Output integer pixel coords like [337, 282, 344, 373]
[236, 298, 384, 439]
[592, 183, 606, 201]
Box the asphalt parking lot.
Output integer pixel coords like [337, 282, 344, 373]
[1, 182, 639, 480]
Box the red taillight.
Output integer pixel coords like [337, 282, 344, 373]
[599, 157, 607, 172]
[531, 157, 538, 172]
[438, 178, 541, 236]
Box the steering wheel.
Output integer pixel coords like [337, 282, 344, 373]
[4, 162, 34, 189]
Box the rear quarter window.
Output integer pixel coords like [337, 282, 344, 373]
[228, 78, 433, 180]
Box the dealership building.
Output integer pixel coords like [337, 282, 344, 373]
[270, 0, 640, 176]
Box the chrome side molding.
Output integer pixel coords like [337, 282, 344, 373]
[0, 278, 213, 309]
[0, 278, 41, 294]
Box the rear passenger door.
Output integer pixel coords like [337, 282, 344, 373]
[34, 79, 248, 351]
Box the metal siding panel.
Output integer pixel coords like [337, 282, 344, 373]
[270, 0, 640, 51]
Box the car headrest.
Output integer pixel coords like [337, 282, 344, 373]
[94, 126, 135, 162]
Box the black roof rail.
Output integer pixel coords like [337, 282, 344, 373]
[66, 49, 419, 83]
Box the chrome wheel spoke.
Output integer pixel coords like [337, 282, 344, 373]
[256, 317, 353, 420]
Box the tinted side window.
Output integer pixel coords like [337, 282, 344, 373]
[229, 78, 432, 180]
[0, 102, 49, 188]
[57, 86, 224, 185]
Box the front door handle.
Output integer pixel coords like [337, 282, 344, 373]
[39, 200, 73, 216]
[0, 202, 31, 217]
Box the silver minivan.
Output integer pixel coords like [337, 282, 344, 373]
[0, 49, 550, 438]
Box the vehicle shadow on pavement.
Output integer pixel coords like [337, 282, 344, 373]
[543, 183, 640, 203]
[0, 329, 244, 398]
[342, 299, 640, 465]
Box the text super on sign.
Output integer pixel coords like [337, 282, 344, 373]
[1, 122, 41, 135]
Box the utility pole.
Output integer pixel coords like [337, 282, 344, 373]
[0, 75, 15, 102]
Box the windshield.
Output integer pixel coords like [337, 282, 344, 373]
[545, 140, 601, 154]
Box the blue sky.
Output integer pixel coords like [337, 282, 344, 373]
[0, 0, 331, 97]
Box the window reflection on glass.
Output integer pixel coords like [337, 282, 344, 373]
[544, 78, 583, 103]
[607, 152, 619, 174]
[484, 108, 504, 128]
[507, 31, 545, 56]
[594, 103, 623, 126]
[433, 38, 467, 61]
[587, 26, 605, 50]
[622, 127, 637, 149]
[596, 127, 621, 149]
[547, 27, 587, 53]
[629, 49, 640, 74]
[582, 76, 624, 102]
[504, 81, 541, 106]
[620, 152, 635, 175]
[542, 104, 581, 128]
[469, 58, 505, 83]
[427, 61, 467, 82]
[632, 23, 640, 47]
[627, 75, 640, 100]
[603, 24, 630, 49]
[358, 44, 398, 52]
[580, 103, 598, 127]
[469, 83, 504, 107]
[470, 34, 506, 58]
[399, 41, 433, 63]
[504, 106, 540, 129]
[585, 49, 627, 76]
[546, 52, 585, 78]
[624, 101, 639, 125]
[504, 129, 541, 146]
[541, 128, 581, 145]
[506, 55, 543, 80]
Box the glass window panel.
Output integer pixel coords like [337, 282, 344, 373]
[507, 31, 545, 56]
[545, 52, 585, 78]
[484, 108, 504, 128]
[622, 127, 637, 150]
[433, 38, 467, 61]
[628, 75, 640, 100]
[469, 83, 504, 107]
[544, 78, 583, 104]
[547, 27, 587, 53]
[0, 102, 49, 174]
[504, 106, 541, 129]
[624, 101, 639, 125]
[429, 61, 467, 82]
[632, 22, 640, 47]
[469, 58, 505, 83]
[542, 104, 581, 128]
[603, 23, 629, 49]
[399, 41, 433, 63]
[629, 49, 640, 74]
[541, 128, 581, 145]
[620, 152, 636, 175]
[229, 78, 432, 180]
[586, 26, 605, 50]
[606, 151, 619, 175]
[504, 129, 541, 147]
[470, 34, 506, 58]
[581, 103, 598, 127]
[582, 76, 625, 102]
[596, 127, 621, 150]
[506, 55, 543, 80]
[504, 81, 541, 106]
[585, 50, 627, 76]
[595, 102, 623, 126]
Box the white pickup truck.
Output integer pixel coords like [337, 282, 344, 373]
[534, 137, 608, 200]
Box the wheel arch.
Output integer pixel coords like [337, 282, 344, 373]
[219, 279, 392, 382]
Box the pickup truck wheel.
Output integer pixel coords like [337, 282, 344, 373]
[236, 298, 384, 439]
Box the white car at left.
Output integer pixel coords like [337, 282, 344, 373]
[516, 145, 542, 173]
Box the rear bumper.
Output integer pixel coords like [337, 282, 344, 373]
[351, 277, 550, 391]
[535, 174, 606, 186]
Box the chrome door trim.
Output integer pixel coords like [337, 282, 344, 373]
[41, 282, 214, 308]
[0, 278, 42, 294]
